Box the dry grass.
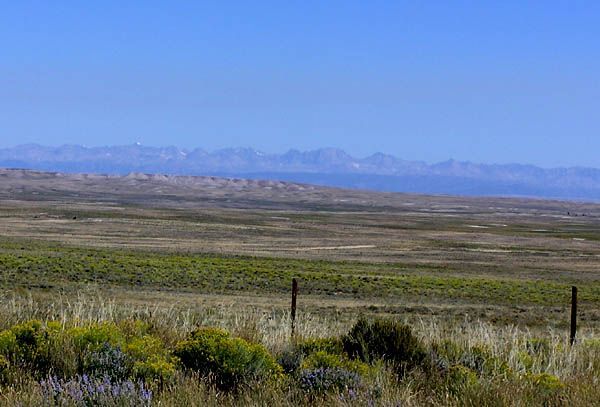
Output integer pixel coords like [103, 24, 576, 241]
[0, 292, 597, 406]
[1, 194, 599, 329]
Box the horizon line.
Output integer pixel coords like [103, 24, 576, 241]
[2, 142, 598, 171]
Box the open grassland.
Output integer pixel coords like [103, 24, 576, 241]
[0, 239, 599, 331]
[0, 192, 598, 329]
[0, 170, 599, 404]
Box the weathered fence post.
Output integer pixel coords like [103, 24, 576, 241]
[291, 278, 298, 337]
[570, 286, 577, 345]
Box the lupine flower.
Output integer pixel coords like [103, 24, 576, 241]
[40, 374, 152, 406]
[299, 367, 361, 394]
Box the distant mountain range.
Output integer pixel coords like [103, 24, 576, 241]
[1, 143, 600, 201]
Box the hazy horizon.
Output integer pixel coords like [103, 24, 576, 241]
[2, 2, 600, 168]
[3, 141, 600, 170]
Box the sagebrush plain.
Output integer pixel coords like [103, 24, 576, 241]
[0, 169, 598, 405]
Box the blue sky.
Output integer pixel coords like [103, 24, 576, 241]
[1, 1, 599, 167]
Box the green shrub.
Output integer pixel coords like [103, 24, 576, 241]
[301, 350, 343, 370]
[0, 320, 176, 381]
[133, 355, 177, 382]
[0, 331, 17, 357]
[431, 341, 512, 385]
[125, 335, 177, 382]
[190, 327, 230, 341]
[446, 365, 479, 394]
[517, 351, 535, 371]
[124, 335, 165, 361]
[342, 317, 428, 377]
[432, 339, 463, 363]
[11, 320, 43, 349]
[296, 337, 344, 356]
[117, 320, 152, 339]
[174, 327, 282, 390]
[68, 323, 125, 353]
[0, 321, 75, 377]
[2, 320, 54, 374]
[432, 341, 507, 378]
[0, 355, 9, 383]
[301, 351, 372, 377]
[67, 323, 128, 378]
[430, 339, 461, 374]
[277, 337, 345, 375]
[524, 372, 564, 400]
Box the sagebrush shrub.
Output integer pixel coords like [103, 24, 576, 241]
[174, 327, 282, 390]
[277, 336, 345, 375]
[342, 317, 428, 377]
[276, 346, 303, 374]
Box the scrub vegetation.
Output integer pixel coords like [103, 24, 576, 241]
[0, 295, 597, 406]
[0, 177, 598, 404]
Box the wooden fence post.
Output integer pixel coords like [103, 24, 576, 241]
[570, 286, 577, 345]
[291, 278, 298, 337]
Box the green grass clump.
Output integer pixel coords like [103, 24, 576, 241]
[174, 327, 283, 390]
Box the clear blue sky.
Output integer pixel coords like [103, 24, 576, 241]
[1, 1, 599, 167]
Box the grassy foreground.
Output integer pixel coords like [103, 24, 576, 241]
[0, 293, 597, 406]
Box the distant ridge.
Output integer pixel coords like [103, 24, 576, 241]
[1, 144, 600, 201]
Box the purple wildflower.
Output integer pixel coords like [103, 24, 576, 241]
[40, 375, 152, 406]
